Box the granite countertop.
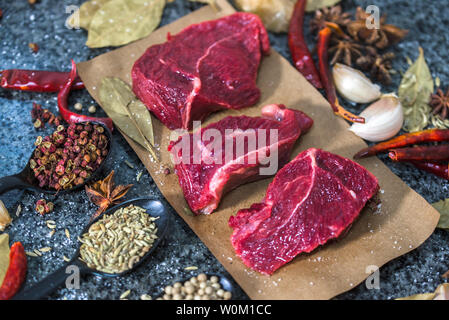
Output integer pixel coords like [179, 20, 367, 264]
[0, 0, 448, 300]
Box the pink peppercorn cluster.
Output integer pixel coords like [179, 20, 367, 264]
[31, 102, 63, 129]
[29, 122, 109, 190]
[35, 199, 54, 215]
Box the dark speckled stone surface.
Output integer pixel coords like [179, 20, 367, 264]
[0, 0, 448, 300]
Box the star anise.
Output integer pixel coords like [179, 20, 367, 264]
[85, 170, 133, 219]
[328, 38, 364, 66]
[310, 5, 352, 34]
[356, 49, 395, 84]
[430, 88, 449, 120]
[347, 7, 408, 49]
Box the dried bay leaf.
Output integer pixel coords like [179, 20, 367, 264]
[398, 47, 434, 132]
[0, 233, 10, 285]
[99, 77, 136, 116]
[86, 0, 165, 48]
[127, 99, 155, 146]
[99, 77, 158, 160]
[68, 0, 111, 30]
[431, 199, 449, 230]
[397, 283, 449, 300]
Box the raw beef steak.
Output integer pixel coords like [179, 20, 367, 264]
[132, 13, 270, 130]
[169, 104, 313, 215]
[229, 148, 379, 275]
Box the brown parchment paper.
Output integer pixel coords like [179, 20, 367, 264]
[77, 0, 440, 300]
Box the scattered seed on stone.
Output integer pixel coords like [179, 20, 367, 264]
[15, 204, 22, 217]
[26, 251, 38, 257]
[74, 102, 83, 111]
[88, 105, 96, 113]
[39, 247, 52, 253]
[120, 289, 131, 300]
[124, 160, 134, 169]
[185, 266, 198, 271]
[65, 228, 70, 240]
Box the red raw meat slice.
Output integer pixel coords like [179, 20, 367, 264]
[229, 148, 379, 275]
[132, 13, 270, 130]
[169, 104, 313, 215]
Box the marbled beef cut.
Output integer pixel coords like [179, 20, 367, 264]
[132, 13, 270, 130]
[169, 104, 313, 215]
[229, 148, 379, 275]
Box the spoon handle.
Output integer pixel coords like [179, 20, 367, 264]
[0, 175, 29, 194]
[13, 259, 88, 300]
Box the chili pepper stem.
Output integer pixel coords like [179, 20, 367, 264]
[317, 27, 365, 124]
[57, 60, 113, 132]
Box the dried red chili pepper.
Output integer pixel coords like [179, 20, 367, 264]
[317, 27, 365, 124]
[389, 145, 449, 162]
[0, 69, 84, 92]
[354, 129, 449, 159]
[288, 0, 322, 89]
[58, 60, 113, 132]
[0, 242, 27, 300]
[409, 161, 449, 180]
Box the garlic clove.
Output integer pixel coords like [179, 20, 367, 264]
[349, 93, 404, 142]
[332, 63, 382, 104]
[0, 200, 12, 232]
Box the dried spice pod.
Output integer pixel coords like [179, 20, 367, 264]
[430, 88, 449, 120]
[85, 170, 133, 219]
[356, 51, 395, 84]
[347, 7, 408, 49]
[329, 38, 364, 66]
[310, 5, 352, 34]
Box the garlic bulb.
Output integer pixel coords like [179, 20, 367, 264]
[332, 63, 382, 104]
[349, 93, 404, 142]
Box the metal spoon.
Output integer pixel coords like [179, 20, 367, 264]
[0, 121, 112, 195]
[13, 197, 171, 300]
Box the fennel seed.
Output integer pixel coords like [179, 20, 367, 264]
[120, 289, 131, 300]
[78, 204, 158, 274]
